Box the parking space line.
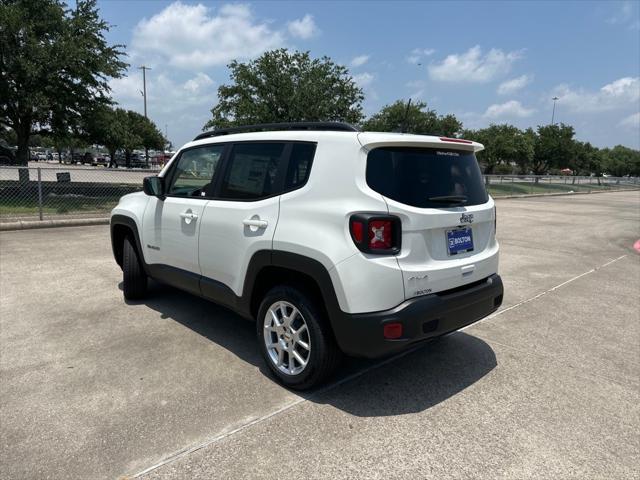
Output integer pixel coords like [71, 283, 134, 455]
[128, 343, 424, 478]
[463, 254, 628, 330]
[129, 253, 628, 478]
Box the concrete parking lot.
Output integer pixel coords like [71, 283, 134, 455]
[1, 191, 638, 479]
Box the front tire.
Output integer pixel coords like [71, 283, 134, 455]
[122, 236, 147, 300]
[257, 285, 340, 390]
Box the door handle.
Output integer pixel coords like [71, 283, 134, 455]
[180, 211, 198, 224]
[243, 218, 268, 228]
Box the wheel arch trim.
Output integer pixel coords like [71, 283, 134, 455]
[110, 215, 147, 273]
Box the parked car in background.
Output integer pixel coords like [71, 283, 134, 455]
[67, 152, 81, 164]
[80, 152, 94, 165]
[92, 154, 110, 166]
[129, 153, 150, 169]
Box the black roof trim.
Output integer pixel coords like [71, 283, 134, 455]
[194, 122, 360, 141]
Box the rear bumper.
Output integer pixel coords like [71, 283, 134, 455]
[332, 274, 503, 358]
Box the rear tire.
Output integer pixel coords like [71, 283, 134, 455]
[122, 236, 147, 300]
[257, 285, 341, 390]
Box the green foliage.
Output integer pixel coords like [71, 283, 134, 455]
[204, 49, 364, 129]
[84, 106, 165, 163]
[531, 123, 576, 175]
[601, 145, 640, 177]
[362, 100, 462, 137]
[126, 110, 165, 151]
[463, 124, 534, 174]
[568, 141, 597, 176]
[493, 163, 514, 175]
[0, 0, 127, 164]
[1, 128, 18, 146]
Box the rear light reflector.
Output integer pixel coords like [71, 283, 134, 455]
[351, 220, 364, 243]
[439, 137, 473, 144]
[349, 213, 401, 254]
[384, 322, 403, 339]
[368, 220, 392, 249]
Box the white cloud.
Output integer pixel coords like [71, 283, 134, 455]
[607, 1, 639, 29]
[131, 2, 285, 69]
[109, 71, 217, 116]
[551, 77, 640, 113]
[108, 72, 145, 101]
[619, 112, 640, 129]
[353, 72, 374, 88]
[406, 48, 435, 65]
[183, 72, 214, 93]
[428, 45, 523, 83]
[405, 80, 426, 100]
[108, 69, 219, 147]
[497, 74, 532, 95]
[287, 14, 318, 39]
[351, 55, 370, 67]
[406, 80, 426, 89]
[483, 100, 535, 119]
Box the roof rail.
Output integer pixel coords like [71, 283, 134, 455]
[194, 122, 360, 141]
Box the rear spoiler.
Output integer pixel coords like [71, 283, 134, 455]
[357, 132, 484, 153]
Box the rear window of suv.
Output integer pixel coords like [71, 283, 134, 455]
[366, 147, 488, 208]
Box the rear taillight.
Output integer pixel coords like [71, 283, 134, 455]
[349, 213, 401, 254]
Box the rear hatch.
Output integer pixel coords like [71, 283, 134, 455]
[363, 140, 498, 299]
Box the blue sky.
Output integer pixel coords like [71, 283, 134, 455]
[97, 0, 640, 149]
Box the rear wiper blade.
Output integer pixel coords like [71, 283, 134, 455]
[428, 195, 468, 203]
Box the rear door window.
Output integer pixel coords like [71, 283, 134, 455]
[218, 142, 316, 200]
[366, 147, 488, 208]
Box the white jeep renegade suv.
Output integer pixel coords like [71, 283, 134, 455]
[110, 122, 503, 389]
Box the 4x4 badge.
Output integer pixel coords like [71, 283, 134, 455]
[460, 213, 474, 224]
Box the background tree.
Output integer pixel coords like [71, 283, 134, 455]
[531, 123, 576, 178]
[463, 124, 534, 175]
[0, 0, 126, 164]
[84, 106, 125, 167]
[519, 128, 538, 174]
[1, 127, 17, 146]
[204, 49, 364, 129]
[566, 141, 598, 182]
[601, 145, 640, 177]
[127, 111, 165, 164]
[362, 100, 462, 137]
[84, 107, 165, 167]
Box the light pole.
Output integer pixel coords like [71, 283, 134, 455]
[551, 96, 559, 125]
[138, 65, 151, 118]
[138, 65, 151, 165]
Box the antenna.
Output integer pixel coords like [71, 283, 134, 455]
[400, 98, 412, 133]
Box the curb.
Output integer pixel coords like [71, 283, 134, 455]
[0, 217, 109, 231]
[493, 188, 638, 200]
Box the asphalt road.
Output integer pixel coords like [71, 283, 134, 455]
[0, 191, 638, 479]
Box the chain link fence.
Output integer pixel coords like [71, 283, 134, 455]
[0, 165, 638, 223]
[0, 165, 154, 222]
[485, 174, 639, 197]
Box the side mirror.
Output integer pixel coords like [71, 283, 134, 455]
[143, 176, 165, 198]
